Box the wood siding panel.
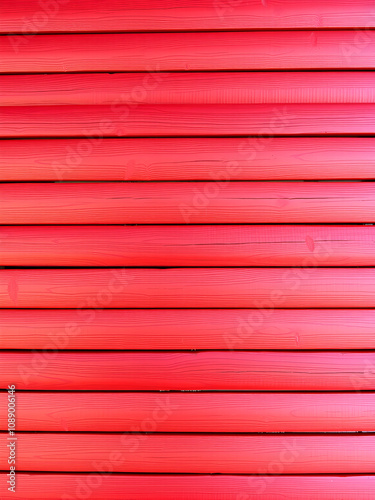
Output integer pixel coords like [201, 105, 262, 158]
[1, 392, 375, 432]
[1, 474, 375, 499]
[2, 137, 375, 181]
[3, 0, 375, 32]
[1, 434, 375, 473]
[2, 31, 375, 73]
[3, 104, 375, 137]
[1, 225, 375, 267]
[1, 308, 375, 350]
[0, 351, 374, 390]
[3, 72, 375, 106]
[2, 182, 375, 224]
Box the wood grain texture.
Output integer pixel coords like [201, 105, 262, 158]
[3, 104, 375, 137]
[2, 31, 375, 73]
[0, 351, 374, 390]
[1, 433, 375, 473]
[2, 308, 375, 350]
[3, 72, 375, 106]
[3, 0, 375, 487]
[1, 137, 375, 181]
[2, 268, 375, 309]
[1, 182, 375, 224]
[1, 474, 375, 500]
[2, 224, 375, 267]
[2, 392, 375, 432]
[3, 0, 375, 32]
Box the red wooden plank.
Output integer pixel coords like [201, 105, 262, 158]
[1, 474, 375, 500]
[1, 182, 375, 224]
[1, 351, 374, 390]
[2, 0, 374, 32]
[2, 268, 375, 309]
[1, 224, 375, 267]
[2, 31, 375, 73]
[2, 392, 374, 432]
[1, 308, 375, 350]
[1, 268, 375, 309]
[3, 72, 375, 106]
[1, 137, 374, 181]
[3, 104, 375, 137]
[1, 433, 375, 473]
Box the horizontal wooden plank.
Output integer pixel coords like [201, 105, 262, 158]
[2, 223, 375, 268]
[1, 137, 375, 181]
[3, 104, 375, 137]
[1, 182, 375, 224]
[1, 434, 375, 473]
[3, 72, 375, 106]
[2, 224, 375, 267]
[3, 0, 375, 32]
[1, 474, 375, 500]
[2, 31, 375, 73]
[2, 268, 375, 309]
[1, 392, 374, 432]
[1, 351, 374, 390]
[1, 308, 375, 350]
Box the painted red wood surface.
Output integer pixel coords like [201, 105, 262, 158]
[1, 474, 375, 500]
[2, 268, 375, 309]
[1, 392, 374, 432]
[1, 351, 374, 390]
[2, 182, 375, 224]
[3, 104, 375, 137]
[1, 224, 375, 267]
[2, 31, 375, 73]
[1, 433, 375, 473]
[2, 0, 375, 492]
[3, 72, 375, 106]
[3, 0, 374, 32]
[2, 137, 375, 181]
[1, 308, 375, 350]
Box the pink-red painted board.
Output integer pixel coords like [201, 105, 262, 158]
[2, 268, 375, 309]
[2, 182, 375, 224]
[1, 137, 375, 181]
[2, 31, 375, 73]
[3, 104, 375, 137]
[2, 0, 375, 32]
[1, 224, 375, 267]
[0, 351, 374, 390]
[1, 474, 375, 500]
[1, 434, 375, 473]
[3, 72, 375, 106]
[1, 308, 375, 350]
[2, 392, 375, 432]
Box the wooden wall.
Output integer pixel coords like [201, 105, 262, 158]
[1, 1, 375, 498]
